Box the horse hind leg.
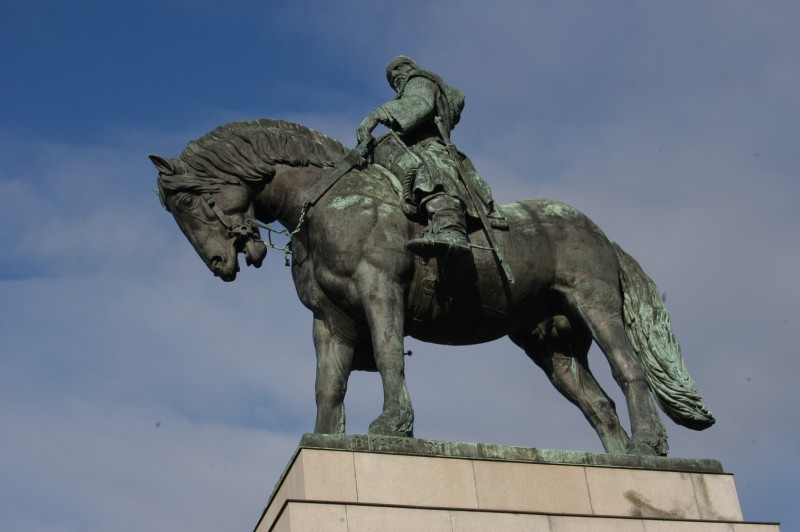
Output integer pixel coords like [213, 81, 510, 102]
[510, 316, 631, 454]
[562, 282, 669, 456]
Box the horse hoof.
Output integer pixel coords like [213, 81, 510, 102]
[627, 438, 668, 456]
[368, 414, 414, 438]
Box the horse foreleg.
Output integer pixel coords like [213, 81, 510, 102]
[510, 319, 630, 454]
[356, 271, 414, 437]
[313, 317, 354, 434]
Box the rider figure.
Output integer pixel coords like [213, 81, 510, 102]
[357, 56, 508, 259]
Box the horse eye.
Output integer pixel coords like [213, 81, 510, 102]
[178, 194, 197, 208]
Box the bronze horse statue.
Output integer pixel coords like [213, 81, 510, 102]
[151, 119, 714, 456]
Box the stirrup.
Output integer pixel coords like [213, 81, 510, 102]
[407, 233, 470, 259]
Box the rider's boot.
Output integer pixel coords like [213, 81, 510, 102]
[407, 193, 471, 259]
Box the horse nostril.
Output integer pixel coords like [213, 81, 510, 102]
[210, 255, 225, 270]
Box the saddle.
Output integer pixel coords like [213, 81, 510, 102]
[371, 132, 505, 231]
[371, 131, 427, 222]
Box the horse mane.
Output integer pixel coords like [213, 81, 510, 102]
[178, 119, 349, 184]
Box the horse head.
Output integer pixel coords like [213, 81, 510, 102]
[150, 154, 268, 281]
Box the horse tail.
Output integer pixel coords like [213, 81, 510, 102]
[613, 242, 715, 430]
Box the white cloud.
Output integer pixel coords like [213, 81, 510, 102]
[2, 1, 799, 529]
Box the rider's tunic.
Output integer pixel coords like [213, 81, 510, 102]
[376, 73, 471, 209]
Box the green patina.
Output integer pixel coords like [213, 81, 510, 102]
[327, 195, 367, 211]
[539, 200, 582, 219]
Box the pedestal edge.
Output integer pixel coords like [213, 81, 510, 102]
[298, 433, 725, 473]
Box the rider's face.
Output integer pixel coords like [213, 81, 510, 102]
[390, 64, 412, 90]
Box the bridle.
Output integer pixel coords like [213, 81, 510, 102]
[159, 174, 292, 267]
[199, 190, 259, 241]
[196, 189, 270, 268]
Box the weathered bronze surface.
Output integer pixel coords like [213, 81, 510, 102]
[358, 56, 508, 262]
[151, 63, 714, 456]
[298, 433, 724, 473]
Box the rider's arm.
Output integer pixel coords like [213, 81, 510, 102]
[378, 76, 437, 134]
[357, 76, 437, 143]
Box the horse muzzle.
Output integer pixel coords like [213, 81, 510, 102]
[244, 239, 267, 268]
[210, 254, 239, 282]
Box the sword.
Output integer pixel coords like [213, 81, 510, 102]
[434, 116, 515, 285]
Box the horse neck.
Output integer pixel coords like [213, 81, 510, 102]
[253, 163, 326, 230]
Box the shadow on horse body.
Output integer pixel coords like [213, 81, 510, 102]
[152, 119, 714, 456]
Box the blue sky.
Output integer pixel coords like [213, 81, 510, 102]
[2, 1, 798, 530]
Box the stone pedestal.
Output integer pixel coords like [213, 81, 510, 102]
[254, 434, 779, 531]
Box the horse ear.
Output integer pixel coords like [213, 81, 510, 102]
[149, 154, 176, 175]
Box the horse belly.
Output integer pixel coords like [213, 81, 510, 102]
[406, 243, 547, 346]
[410, 311, 533, 345]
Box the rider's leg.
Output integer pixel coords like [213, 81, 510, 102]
[406, 193, 471, 259]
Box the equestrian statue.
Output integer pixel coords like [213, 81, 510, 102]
[151, 56, 714, 456]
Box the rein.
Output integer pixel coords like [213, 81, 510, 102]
[161, 137, 371, 269]
[247, 219, 293, 266]
[289, 138, 372, 239]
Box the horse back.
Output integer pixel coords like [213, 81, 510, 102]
[405, 198, 618, 344]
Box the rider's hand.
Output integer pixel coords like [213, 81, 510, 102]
[357, 111, 381, 143]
